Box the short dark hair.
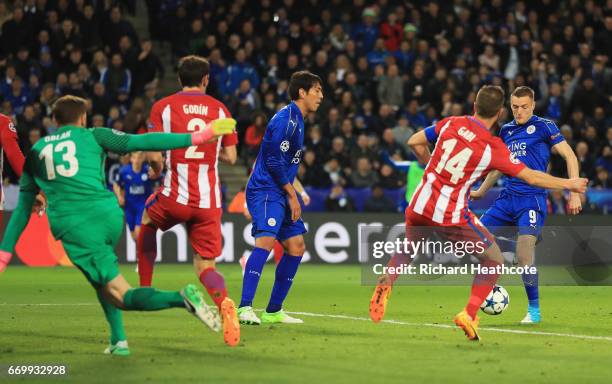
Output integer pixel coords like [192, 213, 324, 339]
[177, 55, 210, 87]
[288, 71, 322, 100]
[511, 86, 535, 100]
[52, 95, 88, 125]
[474, 85, 505, 118]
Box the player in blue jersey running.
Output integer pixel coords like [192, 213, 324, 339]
[471, 86, 581, 324]
[113, 151, 157, 242]
[237, 71, 323, 325]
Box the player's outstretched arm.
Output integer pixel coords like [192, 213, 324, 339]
[112, 182, 125, 207]
[515, 167, 587, 193]
[91, 118, 236, 153]
[553, 141, 582, 215]
[293, 178, 310, 206]
[407, 130, 432, 165]
[471, 170, 502, 199]
[219, 145, 237, 164]
[0, 170, 38, 272]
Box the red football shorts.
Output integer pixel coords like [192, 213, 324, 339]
[405, 208, 495, 254]
[145, 192, 222, 259]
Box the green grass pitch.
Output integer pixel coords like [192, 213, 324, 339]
[1, 265, 611, 383]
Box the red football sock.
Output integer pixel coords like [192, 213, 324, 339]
[273, 241, 284, 265]
[137, 224, 157, 287]
[465, 260, 500, 319]
[199, 267, 227, 310]
[386, 252, 413, 285]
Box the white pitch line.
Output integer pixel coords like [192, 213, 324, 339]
[281, 310, 612, 343]
[2, 303, 612, 342]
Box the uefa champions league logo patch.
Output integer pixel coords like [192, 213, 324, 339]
[526, 125, 536, 134]
[267, 218, 277, 226]
[141, 174, 148, 181]
[280, 140, 290, 152]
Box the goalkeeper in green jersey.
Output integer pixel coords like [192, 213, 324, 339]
[0, 95, 237, 355]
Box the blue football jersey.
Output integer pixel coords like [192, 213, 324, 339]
[117, 163, 154, 207]
[247, 102, 304, 197]
[499, 115, 565, 195]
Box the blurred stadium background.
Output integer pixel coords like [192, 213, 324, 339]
[1, 0, 611, 265]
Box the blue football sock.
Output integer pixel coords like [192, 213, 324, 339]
[522, 267, 539, 308]
[266, 254, 302, 313]
[239, 247, 269, 308]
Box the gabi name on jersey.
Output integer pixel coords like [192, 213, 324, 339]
[44, 130, 72, 142]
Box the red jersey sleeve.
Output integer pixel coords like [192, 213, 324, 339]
[0, 115, 25, 177]
[147, 101, 164, 133]
[219, 104, 238, 147]
[489, 136, 525, 177]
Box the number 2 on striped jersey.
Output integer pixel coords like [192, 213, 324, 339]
[185, 118, 207, 159]
[434, 138, 473, 184]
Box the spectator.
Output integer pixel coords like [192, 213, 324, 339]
[6, 77, 31, 115]
[378, 164, 403, 189]
[100, 53, 132, 101]
[102, 6, 137, 53]
[324, 158, 347, 186]
[364, 184, 396, 213]
[351, 157, 379, 188]
[325, 184, 354, 212]
[231, 79, 261, 127]
[381, 128, 407, 161]
[377, 64, 403, 110]
[244, 112, 267, 163]
[392, 116, 414, 155]
[592, 168, 612, 189]
[221, 49, 260, 98]
[302, 150, 331, 188]
[328, 136, 351, 171]
[575, 141, 594, 179]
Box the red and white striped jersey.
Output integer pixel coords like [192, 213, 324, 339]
[148, 91, 238, 209]
[408, 116, 525, 225]
[0, 114, 25, 209]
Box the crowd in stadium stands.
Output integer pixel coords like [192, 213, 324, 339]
[1, 0, 611, 214]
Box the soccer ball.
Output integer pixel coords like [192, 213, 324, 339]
[480, 285, 510, 315]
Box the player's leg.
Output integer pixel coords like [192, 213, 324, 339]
[238, 192, 284, 323]
[137, 193, 181, 286]
[137, 208, 158, 286]
[273, 241, 284, 264]
[516, 235, 539, 323]
[98, 211, 218, 327]
[102, 272, 221, 332]
[454, 214, 503, 341]
[60, 214, 132, 356]
[189, 208, 240, 346]
[238, 235, 275, 324]
[370, 211, 426, 323]
[515, 195, 546, 324]
[260, 233, 305, 324]
[479, 194, 516, 256]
